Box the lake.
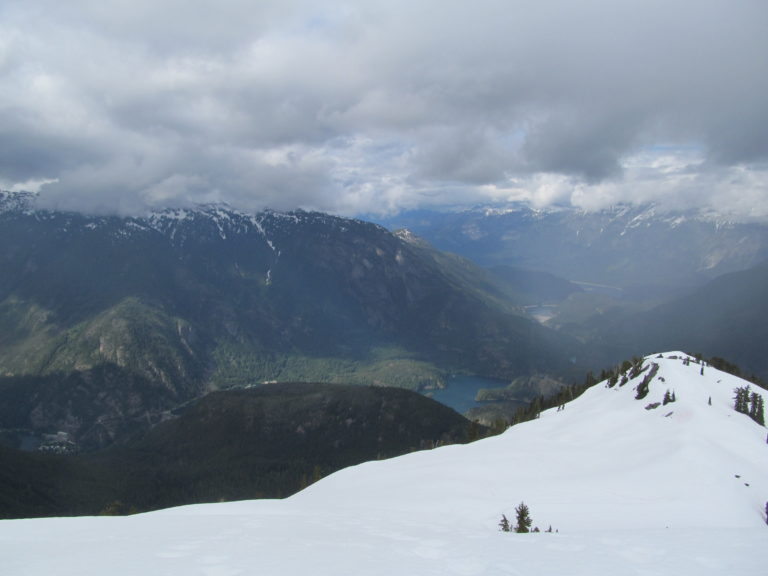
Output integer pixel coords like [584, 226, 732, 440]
[424, 374, 511, 414]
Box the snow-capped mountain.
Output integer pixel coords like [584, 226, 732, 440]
[2, 352, 765, 575]
[0, 190, 366, 252]
[375, 204, 768, 291]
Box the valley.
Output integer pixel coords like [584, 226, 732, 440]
[0, 192, 766, 531]
[0, 193, 587, 452]
[382, 205, 768, 383]
[0, 382, 485, 518]
[374, 204, 768, 292]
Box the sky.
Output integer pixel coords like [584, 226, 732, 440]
[1, 1, 767, 220]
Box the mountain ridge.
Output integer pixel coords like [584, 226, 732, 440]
[0, 382, 481, 518]
[582, 262, 768, 382]
[373, 203, 768, 292]
[294, 351, 768, 530]
[1, 350, 765, 575]
[0, 193, 584, 450]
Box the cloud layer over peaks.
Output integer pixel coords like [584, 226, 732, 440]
[1, 1, 767, 219]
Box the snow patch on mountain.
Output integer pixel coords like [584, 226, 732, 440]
[0, 190, 36, 214]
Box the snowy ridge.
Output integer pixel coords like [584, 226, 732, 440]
[0, 190, 36, 214]
[393, 228, 422, 245]
[475, 201, 736, 228]
[293, 351, 767, 531]
[0, 193, 301, 249]
[145, 204, 268, 242]
[1, 351, 766, 575]
[141, 205, 383, 248]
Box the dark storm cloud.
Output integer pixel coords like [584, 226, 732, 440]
[0, 0, 766, 219]
[409, 126, 512, 185]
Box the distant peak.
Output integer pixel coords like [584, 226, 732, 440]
[394, 228, 417, 241]
[0, 190, 36, 214]
[394, 228, 431, 249]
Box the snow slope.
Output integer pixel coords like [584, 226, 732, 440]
[1, 352, 766, 575]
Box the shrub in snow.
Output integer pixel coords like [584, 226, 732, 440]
[635, 363, 659, 400]
[620, 375, 628, 386]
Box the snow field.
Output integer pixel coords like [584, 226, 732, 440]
[1, 352, 766, 575]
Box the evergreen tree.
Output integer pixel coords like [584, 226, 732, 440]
[753, 395, 765, 426]
[734, 386, 750, 414]
[499, 514, 510, 532]
[515, 501, 533, 533]
[734, 386, 765, 425]
[750, 392, 760, 420]
[531, 397, 542, 419]
[740, 387, 748, 412]
[635, 376, 650, 400]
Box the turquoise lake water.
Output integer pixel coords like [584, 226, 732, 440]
[424, 374, 511, 414]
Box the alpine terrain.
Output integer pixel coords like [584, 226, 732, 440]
[0, 191, 583, 451]
[377, 204, 768, 382]
[1, 352, 765, 575]
[376, 204, 768, 292]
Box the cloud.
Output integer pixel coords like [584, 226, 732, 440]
[0, 0, 766, 219]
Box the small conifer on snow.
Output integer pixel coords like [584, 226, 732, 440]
[515, 502, 533, 533]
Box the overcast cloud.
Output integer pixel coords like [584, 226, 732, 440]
[1, 0, 767, 219]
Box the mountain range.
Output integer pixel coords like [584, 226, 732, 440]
[3, 191, 768, 449]
[579, 262, 768, 382]
[376, 203, 768, 383]
[375, 204, 768, 294]
[2, 352, 765, 575]
[0, 192, 583, 450]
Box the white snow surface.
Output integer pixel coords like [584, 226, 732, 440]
[2, 352, 767, 575]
